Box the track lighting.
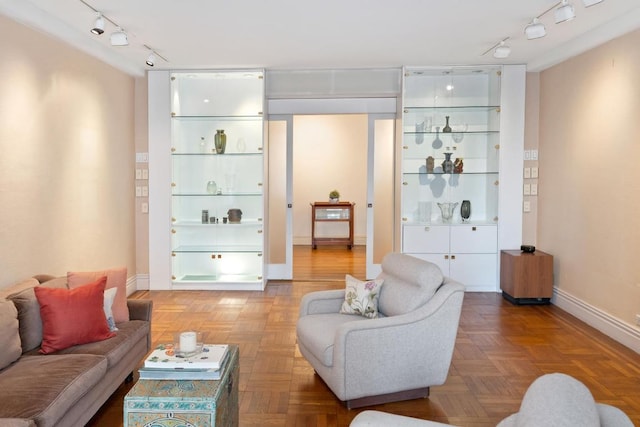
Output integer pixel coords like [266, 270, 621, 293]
[525, 17, 546, 40]
[555, 0, 576, 24]
[146, 52, 156, 67]
[90, 13, 104, 35]
[110, 28, 129, 46]
[493, 41, 511, 59]
[582, 0, 603, 6]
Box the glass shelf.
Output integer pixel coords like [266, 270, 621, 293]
[172, 245, 263, 253]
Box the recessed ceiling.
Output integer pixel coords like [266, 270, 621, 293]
[1, 0, 639, 76]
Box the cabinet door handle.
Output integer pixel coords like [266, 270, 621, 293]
[472, 226, 477, 231]
[444, 255, 449, 260]
[451, 255, 456, 260]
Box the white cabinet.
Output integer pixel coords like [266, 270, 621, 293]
[401, 66, 502, 291]
[168, 70, 265, 290]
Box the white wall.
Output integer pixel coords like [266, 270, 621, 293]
[538, 28, 640, 350]
[292, 114, 368, 244]
[0, 15, 136, 287]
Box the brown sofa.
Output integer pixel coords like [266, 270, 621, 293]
[0, 275, 152, 427]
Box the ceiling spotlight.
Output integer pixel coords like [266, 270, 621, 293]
[582, 0, 603, 6]
[493, 41, 511, 59]
[555, 0, 576, 23]
[90, 13, 104, 35]
[110, 27, 128, 46]
[525, 18, 547, 39]
[146, 53, 156, 67]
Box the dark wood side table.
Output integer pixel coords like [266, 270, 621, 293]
[310, 202, 355, 249]
[500, 249, 554, 305]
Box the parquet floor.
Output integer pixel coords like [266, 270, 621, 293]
[88, 246, 640, 426]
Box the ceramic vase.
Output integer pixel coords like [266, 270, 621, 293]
[442, 116, 452, 133]
[214, 129, 226, 154]
[442, 152, 454, 174]
[461, 200, 471, 222]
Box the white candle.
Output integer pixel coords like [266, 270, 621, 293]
[180, 331, 197, 353]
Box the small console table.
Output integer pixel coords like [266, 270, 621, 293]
[310, 202, 355, 249]
[500, 249, 554, 305]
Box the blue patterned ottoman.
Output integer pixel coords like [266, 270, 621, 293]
[124, 345, 239, 427]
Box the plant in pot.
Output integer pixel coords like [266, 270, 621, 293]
[329, 190, 340, 203]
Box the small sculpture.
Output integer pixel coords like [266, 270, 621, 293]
[454, 157, 464, 173]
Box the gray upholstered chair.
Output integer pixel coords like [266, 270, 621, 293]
[349, 373, 634, 426]
[296, 253, 465, 408]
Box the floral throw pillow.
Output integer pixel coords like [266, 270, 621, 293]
[339, 275, 383, 319]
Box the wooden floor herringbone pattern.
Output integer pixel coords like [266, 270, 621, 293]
[88, 246, 640, 426]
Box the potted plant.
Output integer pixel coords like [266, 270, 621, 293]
[329, 190, 340, 203]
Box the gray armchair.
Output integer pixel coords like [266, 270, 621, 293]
[296, 253, 465, 408]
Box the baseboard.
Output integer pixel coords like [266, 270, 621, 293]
[128, 274, 149, 295]
[552, 287, 640, 354]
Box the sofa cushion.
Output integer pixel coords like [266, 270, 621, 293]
[297, 313, 366, 367]
[377, 253, 444, 317]
[0, 354, 107, 427]
[339, 275, 383, 319]
[0, 299, 22, 370]
[51, 319, 150, 369]
[68, 266, 130, 323]
[6, 279, 69, 353]
[34, 277, 115, 354]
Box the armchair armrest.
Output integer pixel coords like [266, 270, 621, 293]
[127, 299, 153, 321]
[299, 289, 345, 317]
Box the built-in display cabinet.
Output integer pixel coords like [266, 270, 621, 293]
[401, 66, 505, 290]
[167, 70, 265, 290]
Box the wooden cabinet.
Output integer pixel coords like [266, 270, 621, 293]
[310, 202, 355, 249]
[500, 250, 554, 305]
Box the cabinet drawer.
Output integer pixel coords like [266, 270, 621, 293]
[450, 225, 497, 253]
[402, 225, 449, 253]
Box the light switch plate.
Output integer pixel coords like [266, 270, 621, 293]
[523, 184, 531, 195]
[523, 201, 531, 212]
[524, 167, 531, 179]
[135, 186, 142, 197]
[531, 183, 538, 196]
[531, 167, 539, 178]
[141, 202, 149, 213]
[142, 169, 149, 180]
[523, 150, 531, 160]
[531, 149, 538, 160]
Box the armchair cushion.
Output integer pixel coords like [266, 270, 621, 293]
[378, 253, 444, 316]
[339, 275, 383, 319]
[297, 313, 366, 366]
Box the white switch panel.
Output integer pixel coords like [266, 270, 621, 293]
[141, 202, 149, 213]
[531, 183, 538, 196]
[142, 169, 149, 180]
[531, 149, 538, 160]
[523, 201, 531, 212]
[135, 186, 142, 197]
[523, 184, 531, 195]
[142, 186, 148, 197]
[136, 152, 149, 163]
[524, 167, 531, 179]
[531, 167, 539, 178]
[135, 169, 142, 180]
[523, 150, 531, 160]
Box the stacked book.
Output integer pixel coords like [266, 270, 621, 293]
[139, 344, 229, 380]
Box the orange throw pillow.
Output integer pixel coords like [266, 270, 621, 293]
[34, 276, 115, 354]
[68, 267, 129, 323]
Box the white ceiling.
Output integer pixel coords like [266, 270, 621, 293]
[1, 0, 639, 76]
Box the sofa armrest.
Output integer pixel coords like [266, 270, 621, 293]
[127, 299, 153, 321]
[299, 289, 345, 317]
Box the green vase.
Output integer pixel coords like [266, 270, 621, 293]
[214, 129, 226, 154]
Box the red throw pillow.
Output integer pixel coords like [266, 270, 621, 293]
[34, 276, 115, 354]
